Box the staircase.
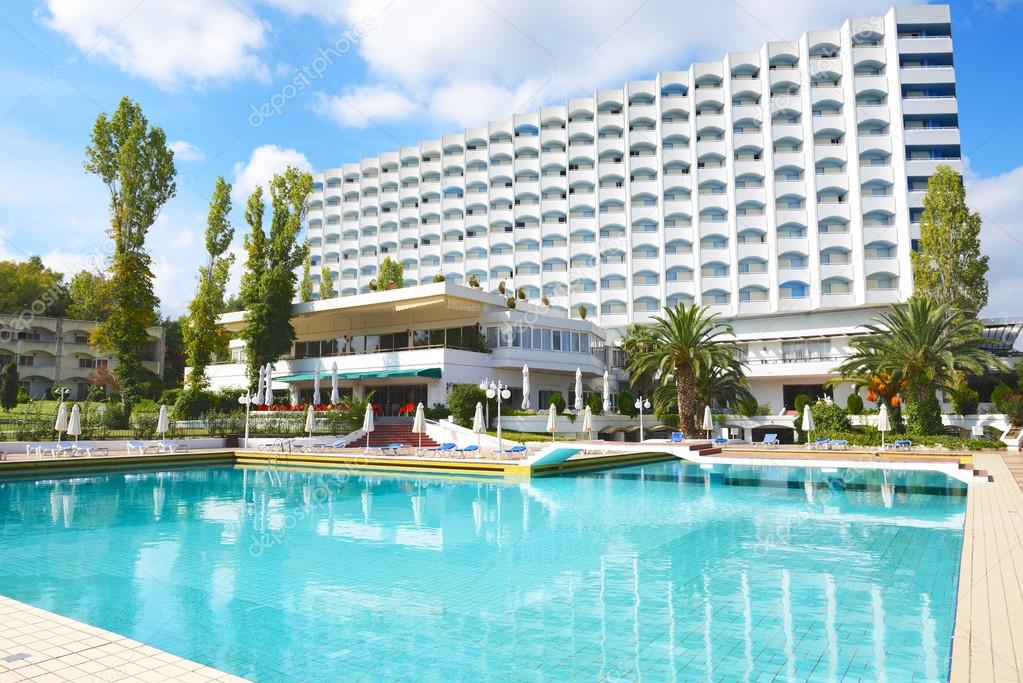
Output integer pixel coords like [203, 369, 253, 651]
[363, 419, 440, 448]
[687, 442, 723, 457]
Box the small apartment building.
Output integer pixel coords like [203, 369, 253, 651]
[0, 315, 165, 400]
[203, 283, 613, 412]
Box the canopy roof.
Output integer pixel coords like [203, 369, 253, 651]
[274, 367, 442, 383]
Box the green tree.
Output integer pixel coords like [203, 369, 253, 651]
[446, 384, 495, 426]
[66, 270, 112, 321]
[835, 296, 1001, 434]
[625, 304, 745, 435]
[299, 255, 313, 303]
[161, 317, 185, 389]
[184, 176, 235, 389]
[84, 96, 176, 415]
[319, 266, 334, 299]
[0, 361, 18, 412]
[378, 257, 403, 290]
[239, 167, 313, 387]
[911, 165, 989, 317]
[0, 256, 70, 317]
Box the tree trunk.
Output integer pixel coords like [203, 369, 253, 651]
[676, 363, 697, 435]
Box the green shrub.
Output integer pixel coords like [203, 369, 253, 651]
[737, 394, 759, 417]
[102, 403, 129, 430]
[213, 388, 244, 413]
[447, 384, 493, 426]
[87, 387, 107, 402]
[134, 398, 159, 414]
[617, 389, 636, 417]
[845, 393, 864, 415]
[548, 392, 567, 415]
[16, 389, 29, 404]
[202, 412, 244, 438]
[950, 384, 979, 415]
[794, 394, 812, 415]
[160, 388, 182, 405]
[424, 403, 448, 420]
[903, 393, 943, 435]
[174, 387, 215, 420]
[586, 393, 603, 416]
[810, 428, 1003, 451]
[506, 297, 516, 309]
[811, 400, 850, 433]
[130, 412, 158, 439]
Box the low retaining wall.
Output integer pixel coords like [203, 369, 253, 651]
[0, 438, 229, 456]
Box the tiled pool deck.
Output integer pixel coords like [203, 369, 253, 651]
[1, 446, 1022, 681]
[0, 595, 245, 682]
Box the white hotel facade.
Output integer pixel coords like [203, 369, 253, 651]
[209, 5, 987, 428]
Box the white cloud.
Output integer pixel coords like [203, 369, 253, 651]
[306, 0, 895, 128]
[965, 164, 1023, 318]
[169, 140, 206, 162]
[312, 85, 417, 128]
[43, 0, 268, 90]
[230, 144, 314, 204]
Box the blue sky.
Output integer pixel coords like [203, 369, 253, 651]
[1, 0, 1021, 317]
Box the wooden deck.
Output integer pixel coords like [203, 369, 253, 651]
[951, 452, 1023, 682]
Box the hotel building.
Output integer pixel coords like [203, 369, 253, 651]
[205, 5, 1015, 430]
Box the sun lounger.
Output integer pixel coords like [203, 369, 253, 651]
[754, 434, 779, 447]
[811, 438, 831, 450]
[375, 443, 406, 455]
[455, 444, 480, 457]
[714, 437, 729, 445]
[157, 440, 189, 453]
[425, 443, 456, 454]
[126, 441, 159, 455]
[830, 439, 849, 451]
[73, 443, 110, 458]
[495, 445, 527, 455]
[670, 432, 685, 443]
[32, 442, 74, 458]
[892, 439, 912, 451]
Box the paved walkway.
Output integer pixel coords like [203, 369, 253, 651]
[1002, 451, 1023, 492]
[951, 452, 1023, 682]
[0, 595, 246, 682]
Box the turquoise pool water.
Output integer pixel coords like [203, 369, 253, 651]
[0, 462, 966, 682]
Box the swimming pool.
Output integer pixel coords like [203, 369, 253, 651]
[0, 461, 966, 681]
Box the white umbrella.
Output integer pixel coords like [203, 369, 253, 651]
[254, 365, 266, 406]
[264, 363, 274, 407]
[67, 404, 82, 444]
[362, 403, 375, 452]
[602, 370, 610, 413]
[801, 404, 815, 443]
[472, 402, 485, 447]
[574, 367, 583, 411]
[54, 402, 68, 442]
[304, 404, 316, 438]
[546, 404, 558, 442]
[702, 405, 714, 438]
[412, 402, 427, 452]
[313, 372, 321, 406]
[582, 405, 593, 438]
[156, 404, 169, 438]
[153, 486, 165, 521]
[877, 403, 892, 450]
[521, 364, 530, 411]
[330, 361, 339, 405]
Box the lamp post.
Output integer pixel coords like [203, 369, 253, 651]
[479, 377, 490, 427]
[238, 392, 256, 448]
[634, 395, 651, 442]
[486, 380, 512, 453]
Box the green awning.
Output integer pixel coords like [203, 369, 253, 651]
[275, 367, 442, 382]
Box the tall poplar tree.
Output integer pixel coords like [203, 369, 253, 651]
[183, 177, 235, 389]
[910, 165, 989, 317]
[239, 167, 313, 387]
[299, 255, 313, 302]
[319, 266, 334, 299]
[84, 97, 176, 414]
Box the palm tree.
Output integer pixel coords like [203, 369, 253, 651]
[834, 296, 1002, 434]
[626, 304, 747, 435]
[651, 362, 754, 421]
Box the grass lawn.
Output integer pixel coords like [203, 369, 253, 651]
[487, 429, 578, 442]
[3, 400, 62, 416]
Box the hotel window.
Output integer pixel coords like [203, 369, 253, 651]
[782, 340, 830, 362]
